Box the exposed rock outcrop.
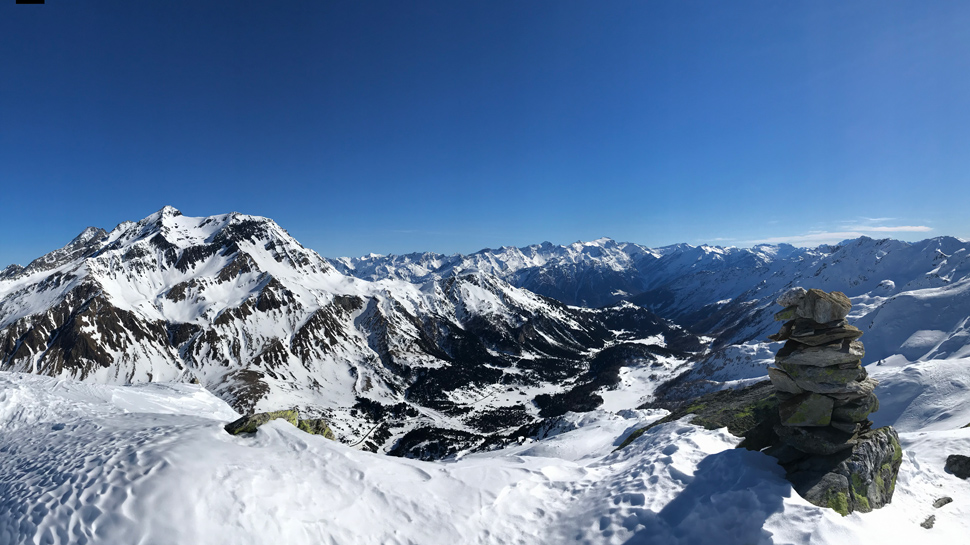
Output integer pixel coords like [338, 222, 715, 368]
[224, 410, 335, 439]
[225, 410, 299, 434]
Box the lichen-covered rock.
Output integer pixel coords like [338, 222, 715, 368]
[945, 454, 970, 479]
[785, 426, 902, 515]
[225, 409, 299, 435]
[795, 289, 852, 324]
[779, 392, 834, 427]
[832, 394, 879, 423]
[768, 366, 804, 394]
[297, 418, 335, 439]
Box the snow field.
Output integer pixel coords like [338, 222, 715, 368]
[3, 357, 970, 544]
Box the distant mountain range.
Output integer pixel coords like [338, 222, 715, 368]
[333, 233, 970, 363]
[2, 207, 968, 458]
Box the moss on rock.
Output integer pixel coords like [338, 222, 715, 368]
[826, 490, 849, 516]
[225, 409, 299, 435]
[297, 418, 335, 439]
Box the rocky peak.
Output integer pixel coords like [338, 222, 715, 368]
[17, 226, 108, 277]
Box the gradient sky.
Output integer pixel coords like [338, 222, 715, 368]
[2, 1, 969, 267]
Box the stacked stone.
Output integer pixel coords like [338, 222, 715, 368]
[767, 287, 880, 456]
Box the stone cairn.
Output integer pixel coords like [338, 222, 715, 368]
[767, 287, 877, 452]
[766, 287, 901, 515]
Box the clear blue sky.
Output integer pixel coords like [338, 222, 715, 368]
[2, 1, 969, 267]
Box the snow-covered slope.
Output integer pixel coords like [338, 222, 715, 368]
[2, 358, 968, 544]
[0, 207, 704, 455]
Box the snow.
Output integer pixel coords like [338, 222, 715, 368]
[3, 355, 970, 544]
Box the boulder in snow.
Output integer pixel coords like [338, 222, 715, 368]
[945, 454, 970, 479]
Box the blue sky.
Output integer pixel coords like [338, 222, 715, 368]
[1, 1, 968, 266]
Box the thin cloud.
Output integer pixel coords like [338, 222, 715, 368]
[752, 225, 934, 247]
[865, 225, 932, 232]
[752, 232, 867, 246]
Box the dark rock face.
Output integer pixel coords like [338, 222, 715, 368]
[945, 454, 970, 479]
[784, 427, 903, 516]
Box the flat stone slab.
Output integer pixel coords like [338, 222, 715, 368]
[776, 338, 865, 367]
[790, 323, 864, 347]
[778, 360, 866, 388]
[807, 376, 879, 398]
[832, 394, 879, 423]
[793, 375, 878, 396]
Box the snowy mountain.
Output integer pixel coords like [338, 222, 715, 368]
[0, 207, 703, 456]
[329, 237, 662, 308]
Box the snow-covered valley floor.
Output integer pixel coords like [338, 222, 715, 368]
[2, 358, 970, 545]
